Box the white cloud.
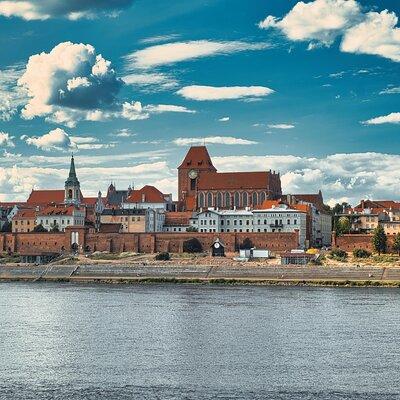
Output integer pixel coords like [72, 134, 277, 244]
[111, 128, 135, 138]
[139, 34, 181, 45]
[362, 112, 400, 125]
[0, 132, 15, 147]
[218, 117, 230, 122]
[0, 0, 134, 20]
[18, 41, 123, 127]
[22, 128, 76, 152]
[341, 10, 400, 62]
[259, 0, 400, 63]
[122, 72, 178, 90]
[143, 104, 196, 114]
[125, 40, 268, 68]
[173, 136, 257, 146]
[268, 124, 295, 129]
[259, 0, 361, 44]
[380, 86, 400, 95]
[121, 101, 149, 121]
[176, 85, 274, 101]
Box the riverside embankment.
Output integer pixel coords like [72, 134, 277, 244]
[2, 264, 400, 286]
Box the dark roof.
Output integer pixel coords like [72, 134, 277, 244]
[99, 223, 122, 233]
[101, 208, 146, 216]
[106, 190, 128, 206]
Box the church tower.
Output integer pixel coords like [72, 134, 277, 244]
[64, 155, 81, 205]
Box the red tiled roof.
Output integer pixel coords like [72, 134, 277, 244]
[197, 172, 270, 190]
[27, 190, 65, 205]
[83, 197, 101, 206]
[126, 185, 165, 203]
[354, 200, 400, 211]
[254, 200, 281, 210]
[164, 212, 193, 226]
[38, 205, 80, 216]
[13, 209, 36, 220]
[178, 146, 217, 171]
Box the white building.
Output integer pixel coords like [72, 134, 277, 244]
[195, 204, 307, 248]
[122, 185, 173, 211]
[36, 205, 85, 232]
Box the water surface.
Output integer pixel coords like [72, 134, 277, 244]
[0, 283, 399, 399]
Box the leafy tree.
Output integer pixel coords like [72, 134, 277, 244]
[393, 233, 400, 256]
[240, 238, 254, 250]
[186, 226, 198, 232]
[332, 202, 350, 215]
[372, 225, 387, 255]
[33, 224, 47, 233]
[336, 216, 351, 235]
[183, 238, 202, 253]
[50, 223, 60, 233]
[0, 221, 11, 232]
[155, 252, 170, 261]
[353, 248, 371, 258]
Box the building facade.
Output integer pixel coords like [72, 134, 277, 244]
[177, 146, 282, 211]
[36, 205, 85, 232]
[12, 209, 36, 233]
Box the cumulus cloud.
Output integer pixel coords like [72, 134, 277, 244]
[177, 85, 274, 101]
[0, 0, 134, 20]
[362, 112, 400, 125]
[18, 41, 123, 127]
[121, 101, 196, 120]
[173, 136, 257, 146]
[125, 40, 268, 68]
[259, 0, 400, 62]
[268, 124, 295, 129]
[218, 117, 230, 122]
[110, 128, 136, 138]
[21, 128, 76, 152]
[0, 132, 15, 147]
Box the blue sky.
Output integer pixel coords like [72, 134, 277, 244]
[0, 0, 399, 205]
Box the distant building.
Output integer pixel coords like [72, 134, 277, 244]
[64, 155, 82, 205]
[122, 185, 173, 211]
[36, 205, 85, 232]
[12, 209, 36, 233]
[177, 146, 282, 211]
[163, 211, 194, 232]
[105, 183, 132, 208]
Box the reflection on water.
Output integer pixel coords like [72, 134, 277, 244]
[0, 283, 399, 399]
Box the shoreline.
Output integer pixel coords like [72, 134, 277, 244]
[1, 263, 400, 287]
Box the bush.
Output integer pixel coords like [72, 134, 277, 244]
[329, 248, 348, 261]
[353, 248, 371, 258]
[183, 238, 203, 253]
[240, 238, 254, 250]
[155, 252, 170, 261]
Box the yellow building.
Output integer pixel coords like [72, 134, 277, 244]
[100, 209, 146, 233]
[12, 209, 36, 233]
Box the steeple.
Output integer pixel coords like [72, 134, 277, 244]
[64, 154, 81, 205]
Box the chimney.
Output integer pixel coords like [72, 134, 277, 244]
[361, 199, 365, 210]
[142, 193, 146, 202]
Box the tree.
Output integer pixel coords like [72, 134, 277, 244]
[240, 238, 254, 250]
[0, 221, 11, 232]
[186, 226, 198, 232]
[50, 223, 60, 233]
[332, 202, 350, 215]
[183, 238, 203, 253]
[372, 225, 387, 255]
[336, 216, 351, 235]
[393, 233, 400, 256]
[33, 224, 47, 233]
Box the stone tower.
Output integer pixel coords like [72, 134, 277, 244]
[64, 155, 81, 205]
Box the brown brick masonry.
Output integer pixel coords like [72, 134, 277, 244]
[0, 229, 299, 255]
[332, 232, 396, 252]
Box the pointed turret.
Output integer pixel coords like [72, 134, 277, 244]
[64, 154, 81, 205]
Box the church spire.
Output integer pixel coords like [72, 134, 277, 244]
[65, 154, 81, 205]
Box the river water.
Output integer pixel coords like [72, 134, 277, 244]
[0, 282, 399, 399]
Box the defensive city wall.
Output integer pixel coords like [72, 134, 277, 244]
[332, 233, 396, 253]
[0, 229, 299, 255]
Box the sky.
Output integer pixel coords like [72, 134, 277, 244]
[0, 0, 399, 206]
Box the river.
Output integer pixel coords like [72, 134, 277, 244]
[0, 282, 399, 399]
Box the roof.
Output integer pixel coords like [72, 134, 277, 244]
[354, 200, 400, 211]
[83, 197, 102, 206]
[13, 209, 36, 220]
[37, 205, 81, 216]
[106, 190, 128, 206]
[254, 205, 305, 213]
[178, 146, 217, 171]
[254, 200, 281, 210]
[164, 212, 193, 226]
[101, 208, 146, 216]
[27, 190, 65, 205]
[99, 223, 122, 233]
[126, 185, 165, 203]
[197, 171, 271, 190]
[199, 208, 253, 216]
[0, 202, 27, 208]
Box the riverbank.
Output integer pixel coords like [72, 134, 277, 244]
[2, 263, 400, 287]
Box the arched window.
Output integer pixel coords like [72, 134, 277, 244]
[242, 192, 248, 207]
[207, 192, 213, 207]
[198, 192, 205, 208]
[216, 192, 222, 208]
[68, 189, 73, 199]
[225, 192, 231, 208]
[260, 191, 266, 204]
[252, 192, 258, 206]
[234, 192, 240, 207]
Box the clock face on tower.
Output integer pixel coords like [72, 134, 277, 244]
[188, 169, 198, 179]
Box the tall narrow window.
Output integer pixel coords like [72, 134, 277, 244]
[242, 192, 248, 207]
[216, 192, 222, 208]
[260, 192, 266, 203]
[234, 192, 240, 207]
[252, 192, 258, 206]
[225, 192, 231, 208]
[198, 192, 205, 208]
[190, 178, 196, 191]
[207, 192, 213, 207]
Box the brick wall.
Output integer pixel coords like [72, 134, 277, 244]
[333, 233, 396, 252]
[1, 230, 298, 255]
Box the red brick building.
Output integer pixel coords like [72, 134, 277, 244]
[178, 146, 282, 211]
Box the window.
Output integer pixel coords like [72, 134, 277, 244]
[225, 192, 231, 208]
[221, 220, 224, 226]
[242, 192, 248, 207]
[252, 192, 258, 206]
[239, 220, 242, 226]
[190, 178, 196, 191]
[294, 219, 297, 225]
[234, 192, 240, 207]
[15, 221, 18, 225]
[287, 219, 290, 225]
[246, 220, 249, 226]
[260, 192, 266, 203]
[221, 229, 224, 232]
[234, 220, 237, 226]
[207, 192, 213, 207]
[227, 220, 230, 225]
[216, 192, 222, 208]
[198, 192, 205, 208]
